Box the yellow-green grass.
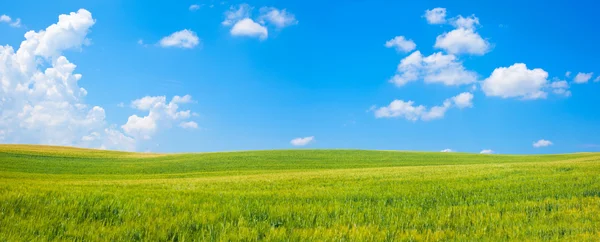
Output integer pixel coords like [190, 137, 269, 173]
[1, 145, 599, 241]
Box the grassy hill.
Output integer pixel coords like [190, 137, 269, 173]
[1, 145, 599, 241]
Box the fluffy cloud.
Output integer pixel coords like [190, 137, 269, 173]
[230, 18, 268, 40]
[550, 79, 571, 97]
[480, 149, 494, 154]
[533, 139, 552, 148]
[159, 29, 200, 49]
[565, 71, 571, 78]
[222, 4, 252, 26]
[179, 121, 198, 129]
[434, 15, 490, 55]
[374, 92, 474, 121]
[223, 4, 296, 40]
[389, 51, 478, 87]
[424, 8, 446, 24]
[440, 149, 454, 152]
[122, 95, 195, 140]
[385, 36, 416, 53]
[189, 4, 201, 11]
[573, 72, 593, 84]
[258, 7, 297, 28]
[0, 9, 138, 151]
[0, 14, 21, 28]
[482, 63, 549, 100]
[290, 136, 314, 146]
[452, 92, 474, 108]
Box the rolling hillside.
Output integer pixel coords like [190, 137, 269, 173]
[1, 145, 599, 241]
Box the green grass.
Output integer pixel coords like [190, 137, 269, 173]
[1, 145, 599, 241]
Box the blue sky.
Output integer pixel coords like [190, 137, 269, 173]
[1, 0, 599, 154]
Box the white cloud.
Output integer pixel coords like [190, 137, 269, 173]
[389, 51, 478, 87]
[550, 79, 571, 97]
[290, 136, 314, 146]
[374, 92, 473, 121]
[222, 4, 252, 26]
[435, 27, 490, 55]
[189, 4, 201, 11]
[159, 29, 200, 49]
[595, 76, 600, 82]
[0, 9, 137, 151]
[573, 72, 593, 84]
[440, 149, 454, 152]
[230, 18, 268, 40]
[565, 71, 571, 78]
[533, 139, 552, 148]
[452, 92, 474, 109]
[424, 8, 446, 24]
[122, 95, 195, 139]
[179, 121, 198, 129]
[258, 7, 297, 28]
[482, 63, 549, 100]
[385, 36, 416, 53]
[480, 149, 493, 154]
[451, 15, 480, 30]
[0, 14, 21, 28]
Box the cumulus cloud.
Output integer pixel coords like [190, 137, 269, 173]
[0, 14, 21, 28]
[122, 95, 195, 140]
[385, 36, 416, 53]
[230, 18, 268, 40]
[0, 9, 137, 151]
[223, 4, 296, 40]
[258, 7, 297, 28]
[482, 63, 549, 100]
[424, 8, 446, 24]
[189, 4, 201, 11]
[159, 29, 200, 49]
[222, 4, 252, 26]
[374, 92, 474, 121]
[550, 79, 571, 97]
[533, 139, 553, 148]
[480, 149, 493, 154]
[440, 149, 454, 152]
[434, 14, 490, 55]
[389, 51, 478, 87]
[179, 121, 198, 129]
[290, 136, 314, 146]
[573, 72, 593, 84]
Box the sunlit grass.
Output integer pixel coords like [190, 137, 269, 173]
[1, 145, 599, 241]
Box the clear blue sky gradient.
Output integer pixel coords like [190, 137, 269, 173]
[1, 0, 599, 153]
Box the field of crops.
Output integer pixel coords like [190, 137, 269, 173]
[1, 145, 599, 241]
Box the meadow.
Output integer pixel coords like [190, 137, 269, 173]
[1, 145, 599, 241]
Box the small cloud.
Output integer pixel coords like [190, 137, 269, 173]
[189, 4, 202, 11]
[384, 36, 416, 53]
[230, 18, 268, 40]
[573, 72, 593, 84]
[440, 148, 454, 152]
[480, 149, 494, 154]
[290, 136, 314, 146]
[0, 14, 21, 28]
[533, 139, 552, 148]
[565, 71, 571, 78]
[179, 121, 198, 129]
[594, 76, 600, 83]
[258, 7, 298, 29]
[117, 102, 125, 108]
[159, 29, 200, 49]
[424, 8, 447, 24]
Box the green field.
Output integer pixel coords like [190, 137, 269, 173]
[1, 145, 599, 241]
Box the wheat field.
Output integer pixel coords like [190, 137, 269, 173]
[1, 145, 599, 241]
